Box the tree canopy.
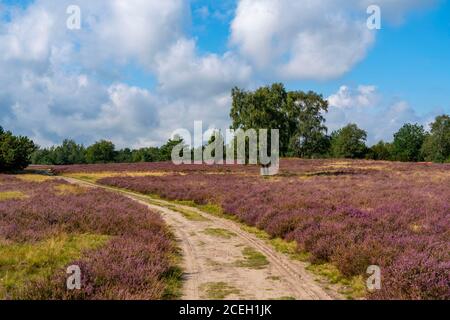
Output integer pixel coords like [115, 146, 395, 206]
[421, 115, 450, 163]
[392, 123, 426, 162]
[0, 126, 37, 172]
[230, 83, 329, 157]
[330, 124, 368, 159]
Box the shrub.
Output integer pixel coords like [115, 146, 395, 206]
[0, 127, 36, 172]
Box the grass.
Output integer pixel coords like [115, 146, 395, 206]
[0, 233, 110, 299]
[16, 174, 53, 183]
[235, 247, 269, 270]
[54, 184, 87, 195]
[202, 228, 237, 239]
[0, 191, 27, 201]
[306, 263, 366, 300]
[65, 172, 169, 183]
[200, 282, 241, 300]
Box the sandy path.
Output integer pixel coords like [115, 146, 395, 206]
[63, 177, 341, 300]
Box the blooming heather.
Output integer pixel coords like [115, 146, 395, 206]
[89, 159, 450, 300]
[0, 175, 175, 300]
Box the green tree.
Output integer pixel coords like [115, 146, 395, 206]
[159, 136, 186, 162]
[366, 141, 393, 161]
[286, 91, 329, 158]
[53, 139, 86, 165]
[132, 147, 161, 162]
[0, 126, 37, 172]
[231, 84, 290, 155]
[330, 124, 368, 159]
[115, 148, 133, 163]
[230, 84, 329, 157]
[31, 148, 55, 165]
[421, 115, 450, 163]
[85, 140, 116, 164]
[392, 123, 426, 162]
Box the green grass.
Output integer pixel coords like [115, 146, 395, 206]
[161, 245, 184, 300]
[235, 247, 269, 269]
[306, 263, 366, 299]
[270, 296, 296, 300]
[202, 228, 237, 239]
[0, 234, 110, 299]
[200, 282, 241, 300]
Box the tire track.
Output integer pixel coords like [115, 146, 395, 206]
[63, 177, 342, 300]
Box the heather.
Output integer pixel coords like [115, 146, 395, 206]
[93, 159, 450, 300]
[0, 174, 176, 300]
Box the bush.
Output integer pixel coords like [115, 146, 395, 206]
[0, 126, 37, 172]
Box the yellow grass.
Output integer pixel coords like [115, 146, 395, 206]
[65, 171, 172, 182]
[16, 174, 53, 183]
[0, 191, 27, 201]
[54, 184, 87, 195]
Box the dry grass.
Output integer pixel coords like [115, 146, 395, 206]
[65, 171, 172, 182]
[54, 184, 88, 195]
[0, 191, 27, 201]
[16, 174, 53, 183]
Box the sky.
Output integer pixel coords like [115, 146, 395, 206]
[0, 0, 449, 148]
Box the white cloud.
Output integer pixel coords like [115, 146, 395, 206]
[230, 0, 434, 80]
[326, 85, 440, 145]
[328, 85, 378, 109]
[0, 6, 54, 62]
[156, 38, 252, 99]
[0, 0, 252, 148]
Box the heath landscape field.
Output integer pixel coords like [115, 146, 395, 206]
[21, 159, 445, 300]
[1, 0, 450, 305]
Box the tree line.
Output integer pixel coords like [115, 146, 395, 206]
[1, 83, 449, 172]
[230, 83, 450, 163]
[31, 138, 183, 166]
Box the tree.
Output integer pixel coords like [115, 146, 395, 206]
[0, 126, 37, 172]
[230, 84, 290, 155]
[115, 148, 133, 163]
[286, 91, 329, 158]
[131, 147, 161, 162]
[330, 124, 368, 159]
[159, 136, 186, 162]
[366, 141, 393, 161]
[421, 115, 450, 163]
[53, 139, 86, 165]
[392, 123, 426, 162]
[85, 140, 116, 164]
[230, 84, 329, 158]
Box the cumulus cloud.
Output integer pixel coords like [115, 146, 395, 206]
[156, 38, 252, 99]
[326, 85, 440, 145]
[0, 0, 251, 147]
[230, 0, 434, 80]
[328, 85, 378, 109]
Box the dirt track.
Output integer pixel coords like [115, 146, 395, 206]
[64, 177, 341, 300]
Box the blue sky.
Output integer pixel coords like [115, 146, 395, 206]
[0, 0, 449, 147]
